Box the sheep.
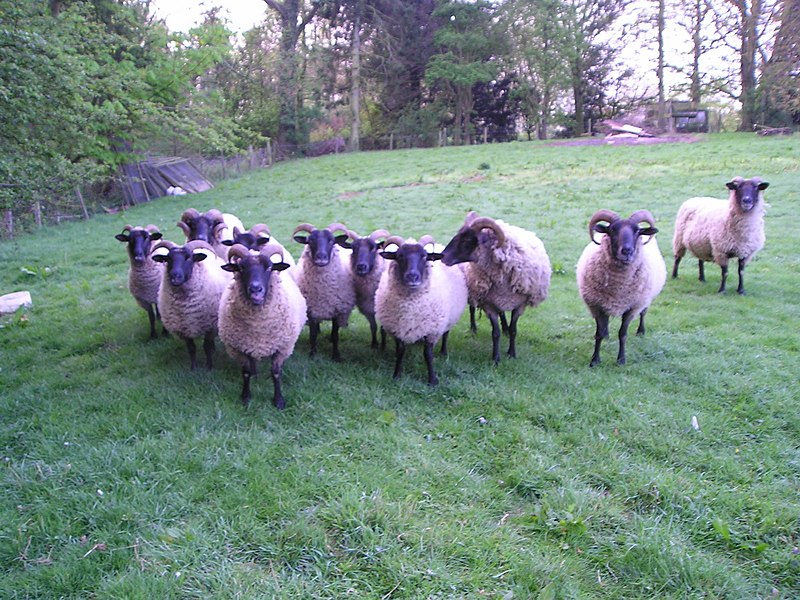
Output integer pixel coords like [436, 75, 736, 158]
[151, 239, 231, 370]
[177, 208, 245, 260]
[220, 223, 297, 269]
[218, 243, 307, 409]
[672, 176, 770, 295]
[441, 212, 551, 364]
[292, 222, 357, 361]
[115, 224, 165, 339]
[375, 235, 469, 385]
[576, 209, 666, 367]
[336, 228, 391, 349]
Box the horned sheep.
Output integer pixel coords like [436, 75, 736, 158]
[115, 224, 165, 339]
[152, 240, 231, 370]
[672, 176, 769, 295]
[576, 210, 666, 367]
[338, 228, 391, 349]
[221, 223, 296, 270]
[441, 212, 551, 364]
[218, 243, 307, 409]
[177, 208, 244, 260]
[292, 222, 356, 361]
[375, 235, 468, 385]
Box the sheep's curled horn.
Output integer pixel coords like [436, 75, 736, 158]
[145, 224, 160, 234]
[326, 222, 348, 235]
[469, 216, 507, 247]
[249, 223, 271, 240]
[628, 210, 658, 245]
[418, 234, 436, 248]
[151, 239, 178, 253]
[226, 243, 252, 263]
[292, 223, 316, 236]
[184, 240, 218, 254]
[122, 224, 133, 233]
[177, 208, 201, 236]
[588, 209, 620, 245]
[369, 229, 390, 243]
[383, 235, 406, 251]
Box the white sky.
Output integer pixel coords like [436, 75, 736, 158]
[150, 0, 267, 33]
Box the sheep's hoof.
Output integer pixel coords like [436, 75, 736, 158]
[617, 357, 626, 366]
[737, 289, 746, 296]
[589, 358, 600, 367]
[273, 396, 286, 410]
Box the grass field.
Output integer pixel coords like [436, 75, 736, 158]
[1, 133, 799, 599]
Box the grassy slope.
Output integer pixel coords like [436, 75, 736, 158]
[1, 133, 799, 599]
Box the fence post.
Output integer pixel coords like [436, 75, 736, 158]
[483, 127, 488, 144]
[266, 140, 273, 166]
[3, 209, 13, 239]
[75, 187, 89, 219]
[33, 200, 42, 227]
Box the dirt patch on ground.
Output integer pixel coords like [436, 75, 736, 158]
[547, 134, 705, 147]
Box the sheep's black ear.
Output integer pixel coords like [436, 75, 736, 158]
[639, 226, 658, 236]
[726, 180, 739, 190]
[593, 223, 610, 236]
[293, 233, 310, 244]
[427, 252, 444, 262]
[271, 262, 291, 272]
[221, 239, 234, 246]
[380, 250, 398, 260]
[152, 254, 168, 263]
[255, 237, 270, 247]
[221, 263, 239, 273]
[758, 181, 769, 190]
[115, 233, 130, 242]
[150, 232, 163, 241]
[335, 234, 353, 249]
[192, 252, 208, 263]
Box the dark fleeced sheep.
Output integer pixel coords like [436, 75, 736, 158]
[115, 224, 165, 339]
[672, 176, 769, 295]
[576, 210, 666, 367]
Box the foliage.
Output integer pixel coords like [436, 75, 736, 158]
[1, 134, 799, 597]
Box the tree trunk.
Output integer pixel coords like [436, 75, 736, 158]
[350, 3, 362, 152]
[657, 0, 666, 130]
[690, 0, 703, 106]
[737, 0, 761, 131]
[572, 67, 585, 136]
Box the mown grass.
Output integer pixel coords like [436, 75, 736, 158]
[1, 132, 799, 599]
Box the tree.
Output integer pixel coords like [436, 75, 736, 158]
[760, 0, 800, 124]
[425, 0, 500, 145]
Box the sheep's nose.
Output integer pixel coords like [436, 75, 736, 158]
[249, 283, 264, 296]
[355, 263, 369, 276]
[404, 272, 421, 287]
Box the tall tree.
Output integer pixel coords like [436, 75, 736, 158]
[425, 0, 500, 145]
[262, 0, 321, 146]
[760, 0, 800, 124]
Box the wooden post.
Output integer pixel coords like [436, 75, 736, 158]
[266, 140, 273, 166]
[389, 132, 394, 151]
[75, 187, 89, 219]
[3, 208, 13, 239]
[483, 127, 488, 144]
[33, 201, 42, 227]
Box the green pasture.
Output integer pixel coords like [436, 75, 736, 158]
[1, 133, 799, 598]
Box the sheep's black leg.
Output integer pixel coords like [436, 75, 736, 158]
[241, 356, 256, 407]
[507, 305, 525, 358]
[500, 312, 509, 336]
[617, 309, 637, 365]
[146, 305, 158, 340]
[366, 313, 379, 348]
[440, 331, 449, 356]
[379, 326, 387, 351]
[487, 310, 502, 365]
[185, 338, 197, 370]
[271, 355, 285, 410]
[393, 337, 405, 379]
[308, 319, 320, 356]
[589, 308, 609, 367]
[203, 331, 215, 370]
[469, 305, 478, 333]
[331, 319, 342, 362]
[424, 338, 438, 386]
[636, 307, 648, 336]
[737, 258, 746, 295]
[718, 264, 728, 293]
[671, 253, 683, 278]
[698, 260, 706, 282]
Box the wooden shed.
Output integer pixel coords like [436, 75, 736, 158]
[119, 157, 213, 206]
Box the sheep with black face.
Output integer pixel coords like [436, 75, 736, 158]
[293, 222, 356, 361]
[337, 228, 390, 350]
[576, 210, 666, 367]
[177, 208, 244, 260]
[672, 176, 769, 294]
[441, 212, 551, 364]
[375, 235, 468, 385]
[115, 224, 165, 339]
[218, 243, 307, 409]
[220, 223, 296, 270]
[151, 239, 230, 370]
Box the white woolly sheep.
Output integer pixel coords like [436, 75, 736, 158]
[375, 235, 468, 385]
[441, 212, 551, 364]
[115, 224, 165, 339]
[218, 243, 307, 409]
[292, 222, 356, 361]
[672, 176, 769, 295]
[177, 208, 244, 260]
[576, 209, 667, 367]
[152, 239, 231, 370]
[337, 228, 391, 349]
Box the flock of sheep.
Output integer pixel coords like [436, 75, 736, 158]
[115, 176, 769, 409]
